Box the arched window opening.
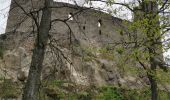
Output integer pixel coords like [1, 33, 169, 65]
[98, 19, 102, 27]
[68, 13, 73, 20]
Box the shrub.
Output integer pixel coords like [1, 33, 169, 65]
[96, 86, 124, 100]
[0, 79, 21, 98]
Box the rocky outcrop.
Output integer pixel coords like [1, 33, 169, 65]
[0, 31, 123, 86]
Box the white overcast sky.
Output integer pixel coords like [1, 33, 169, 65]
[0, 0, 11, 33]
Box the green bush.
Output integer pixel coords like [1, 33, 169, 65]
[0, 79, 21, 98]
[77, 91, 92, 100]
[123, 88, 150, 100]
[40, 80, 170, 100]
[158, 90, 170, 100]
[96, 86, 124, 100]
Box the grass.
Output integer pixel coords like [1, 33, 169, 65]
[0, 79, 169, 100]
[39, 79, 170, 100]
[0, 79, 21, 99]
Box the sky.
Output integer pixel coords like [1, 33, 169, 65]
[0, 0, 11, 33]
[0, 0, 169, 58]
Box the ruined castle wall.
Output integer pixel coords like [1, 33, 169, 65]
[6, 1, 124, 44]
[3, 1, 131, 85]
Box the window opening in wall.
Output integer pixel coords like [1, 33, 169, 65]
[68, 13, 73, 20]
[83, 26, 85, 30]
[99, 30, 101, 35]
[98, 19, 102, 27]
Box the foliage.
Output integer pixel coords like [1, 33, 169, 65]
[96, 86, 124, 100]
[76, 91, 92, 100]
[0, 79, 170, 100]
[156, 68, 170, 84]
[158, 90, 170, 100]
[0, 79, 21, 98]
[123, 88, 170, 100]
[123, 88, 151, 100]
[46, 80, 65, 87]
[80, 45, 115, 61]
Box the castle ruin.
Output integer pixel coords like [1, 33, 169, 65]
[0, 0, 162, 87]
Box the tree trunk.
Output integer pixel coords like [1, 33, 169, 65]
[147, 56, 158, 100]
[22, 0, 52, 100]
[148, 72, 158, 100]
[143, 1, 159, 100]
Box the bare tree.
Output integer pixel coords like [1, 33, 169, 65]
[22, 0, 53, 100]
[7, 0, 91, 99]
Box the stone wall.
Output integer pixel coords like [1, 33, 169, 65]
[2, 1, 142, 86]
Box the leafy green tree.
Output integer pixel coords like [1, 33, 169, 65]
[89, 0, 170, 100]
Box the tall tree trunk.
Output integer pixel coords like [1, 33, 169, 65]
[143, 1, 160, 100]
[148, 55, 158, 100]
[22, 0, 52, 100]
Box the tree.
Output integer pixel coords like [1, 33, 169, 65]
[22, 0, 53, 100]
[140, 1, 162, 99]
[6, 0, 89, 99]
[130, 1, 170, 99]
[89, 0, 169, 100]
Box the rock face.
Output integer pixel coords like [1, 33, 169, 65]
[1, 1, 141, 86]
[0, 34, 32, 81]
